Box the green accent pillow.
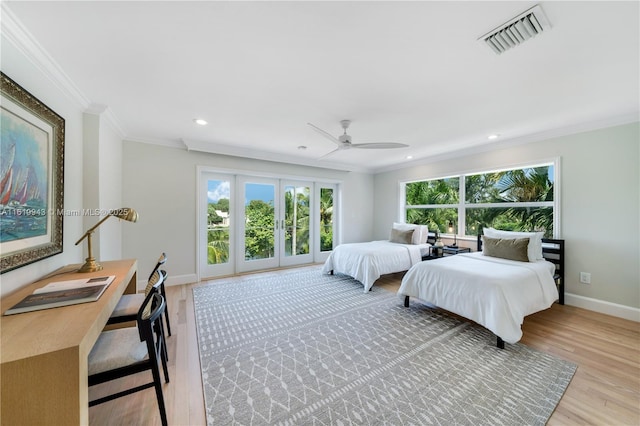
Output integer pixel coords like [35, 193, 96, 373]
[482, 236, 530, 262]
[390, 228, 414, 244]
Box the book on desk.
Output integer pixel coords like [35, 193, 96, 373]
[3, 275, 116, 315]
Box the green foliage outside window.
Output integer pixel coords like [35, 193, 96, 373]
[207, 181, 336, 265]
[284, 186, 310, 256]
[405, 177, 459, 234]
[405, 178, 459, 205]
[405, 165, 555, 237]
[244, 199, 275, 260]
[406, 208, 457, 234]
[208, 197, 230, 265]
[320, 188, 334, 252]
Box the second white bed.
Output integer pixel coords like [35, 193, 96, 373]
[322, 240, 430, 292]
[398, 252, 558, 344]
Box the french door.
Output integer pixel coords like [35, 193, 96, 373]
[200, 172, 327, 279]
[236, 177, 313, 273]
[236, 176, 279, 272]
[314, 183, 337, 263]
[199, 173, 235, 278]
[279, 181, 313, 267]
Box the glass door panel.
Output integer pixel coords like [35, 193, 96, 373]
[320, 187, 334, 252]
[244, 183, 275, 260]
[281, 183, 312, 266]
[238, 177, 279, 272]
[208, 181, 231, 265]
[314, 184, 337, 263]
[200, 173, 234, 278]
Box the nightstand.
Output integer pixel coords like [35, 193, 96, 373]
[442, 246, 471, 256]
[422, 245, 471, 260]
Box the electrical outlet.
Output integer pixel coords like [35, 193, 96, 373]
[580, 272, 591, 284]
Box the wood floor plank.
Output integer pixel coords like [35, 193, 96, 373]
[89, 269, 640, 425]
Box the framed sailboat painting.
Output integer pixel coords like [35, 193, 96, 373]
[0, 72, 65, 273]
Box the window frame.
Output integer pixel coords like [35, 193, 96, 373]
[399, 158, 561, 239]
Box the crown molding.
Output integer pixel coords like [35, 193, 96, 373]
[84, 103, 108, 115]
[85, 104, 126, 138]
[372, 112, 640, 174]
[1, 3, 126, 138]
[124, 136, 370, 173]
[1, 3, 90, 108]
[124, 136, 186, 150]
[181, 138, 369, 173]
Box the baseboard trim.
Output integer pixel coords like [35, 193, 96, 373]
[565, 293, 640, 322]
[137, 273, 197, 292]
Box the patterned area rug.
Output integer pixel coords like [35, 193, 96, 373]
[193, 267, 576, 425]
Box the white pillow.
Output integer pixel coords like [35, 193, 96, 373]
[419, 225, 429, 244]
[392, 222, 422, 245]
[483, 227, 544, 261]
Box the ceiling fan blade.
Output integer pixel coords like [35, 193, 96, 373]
[307, 123, 340, 145]
[351, 142, 409, 149]
[318, 147, 342, 160]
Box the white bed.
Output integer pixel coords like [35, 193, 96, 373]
[398, 232, 565, 347]
[322, 240, 431, 292]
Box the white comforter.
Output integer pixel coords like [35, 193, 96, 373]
[398, 252, 558, 344]
[322, 240, 429, 292]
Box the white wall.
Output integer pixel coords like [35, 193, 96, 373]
[79, 111, 125, 262]
[0, 34, 84, 296]
[374, 122, 640, 316]
[121, 141, 374, 286]
[96, 113, 124, 261]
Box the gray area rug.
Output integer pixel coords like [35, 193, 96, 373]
[193, 267, 576, 425]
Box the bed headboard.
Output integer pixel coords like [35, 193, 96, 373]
[477, 234, 565, 305]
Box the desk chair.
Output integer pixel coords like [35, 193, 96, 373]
[88, 292, 170, 426]
[108, 253, 172, 336]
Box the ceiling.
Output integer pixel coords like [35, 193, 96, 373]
[4, 1, 639, 173]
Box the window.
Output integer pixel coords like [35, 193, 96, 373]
[207, 178, 231, 265]
[319, 187, 334, 252]
[403, 162, 557, 238]
[405, 177, 459, 234]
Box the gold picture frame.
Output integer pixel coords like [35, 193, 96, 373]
[1, 72, 65, 273]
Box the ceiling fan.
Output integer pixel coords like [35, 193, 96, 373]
[307, 120, 409, 158]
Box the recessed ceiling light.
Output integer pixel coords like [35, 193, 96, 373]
[193, 118, 208, 126]
[487, 134, 499, 140]
[406, 155, 413, 160]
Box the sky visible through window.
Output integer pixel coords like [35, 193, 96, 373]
[207, 180, 274, 205]
[208, 180, 230, 203]
[244, 183, 274, 205]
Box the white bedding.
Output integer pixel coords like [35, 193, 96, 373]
[398, 252, 558, 344]
[322, 240, 430, 292]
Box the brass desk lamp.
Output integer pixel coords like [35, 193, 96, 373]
[75, 207, 138, 273]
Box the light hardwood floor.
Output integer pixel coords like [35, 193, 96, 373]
[89, 268, 640, 425]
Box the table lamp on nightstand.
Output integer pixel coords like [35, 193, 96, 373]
[75, 207, 138, 273]
[447, 219, 458, 248]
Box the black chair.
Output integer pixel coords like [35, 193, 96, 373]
[88, 291, 170, 426]
[108, 253, 172, 336]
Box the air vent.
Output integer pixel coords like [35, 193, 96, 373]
[479, 5, 551, 54]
